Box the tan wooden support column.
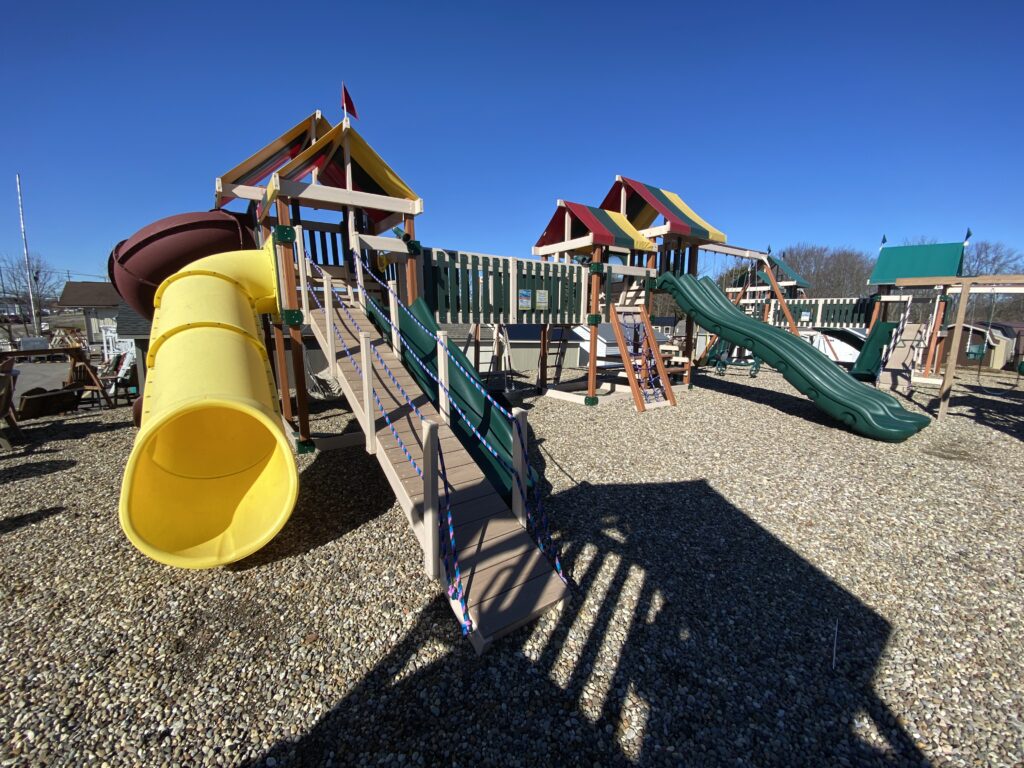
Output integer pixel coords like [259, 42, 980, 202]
[276, 201, 310, 443]
[923, 289, 947, 377]
[762, 258, 800, 337]
[586, 245, 603, 403]
[683, 242, 699, 384]
[938, 283, 971, 419]
[262, 220, 293, 423]
[403, 214, 418, 305]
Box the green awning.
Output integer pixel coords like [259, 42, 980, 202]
[869, 242, 964, 286]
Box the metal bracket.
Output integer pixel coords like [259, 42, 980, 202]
[295, 439, 316, 455]
[584, 395, 599, 406]
[282, 308, 304, 328]
[587, 313, 603, 326]
[272, 225, 296, 244]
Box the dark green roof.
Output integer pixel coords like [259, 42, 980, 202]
[766, 256, 810, 289]
[869, 242, 964, 286]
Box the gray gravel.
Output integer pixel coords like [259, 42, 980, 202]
[1, 368, 1022, 767]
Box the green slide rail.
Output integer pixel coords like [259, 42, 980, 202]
[656, 273, 930, 442]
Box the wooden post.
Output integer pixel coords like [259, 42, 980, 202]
[473, 323, 481, 371]
[511, 407, 528, 527]
[421, 418, 440, 579]
[324, 273, 336, 373]
[404, 214, 418, 305]
[437, 331, 450, 424]
[938, 284, 971, 420]
[587, 245, 603, 402]
[923, 290, 947, 377]
[276, 201, 310, 442]
[353, 240, 367, 313]
[296, 226, 310, 318]
[360, 332, 377, 453]
[683, 242, 699, 384]
[387, 279, 402, 356]
[761, 257, 800, 337]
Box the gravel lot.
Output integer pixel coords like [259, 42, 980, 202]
[1, 369, 1022, 766]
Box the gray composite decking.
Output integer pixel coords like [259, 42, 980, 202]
[305, 290, 566, 650]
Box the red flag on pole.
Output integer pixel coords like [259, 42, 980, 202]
[341, 84, 359, 120]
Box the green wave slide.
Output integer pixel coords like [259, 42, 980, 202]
[656, 273, 931, 442]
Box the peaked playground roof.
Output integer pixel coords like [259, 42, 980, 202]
[217, 111, 332, 194]
[869, 242, 965, 286]
[599, 176, 726, 244]
[534, 201, 656, 253]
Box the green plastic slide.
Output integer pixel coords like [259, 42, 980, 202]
[656, 273, 930, 442]
[850, 321, 897, 382]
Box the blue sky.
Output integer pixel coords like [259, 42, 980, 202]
[1, 1, 1021, 282]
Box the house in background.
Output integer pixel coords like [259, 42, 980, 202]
[57, 281, 121, 346]
[115, 301, 151, 394]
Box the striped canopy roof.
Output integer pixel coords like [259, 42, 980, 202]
[276, 121, 418, 203]
[599, 176, 726, 244]
[218, 112, 332, 193]
[535, 201, 656, 253]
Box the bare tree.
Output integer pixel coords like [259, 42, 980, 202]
[963, 240, 1023, 277]
[0, 251, 63, 339]
[779, 244, 875, 297]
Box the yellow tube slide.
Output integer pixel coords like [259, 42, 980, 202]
[119, 239, 299, 568]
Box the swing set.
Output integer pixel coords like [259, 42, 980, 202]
[895, 273, 1024, 418]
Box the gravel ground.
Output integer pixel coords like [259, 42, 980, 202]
[1, 369, 1022, 767]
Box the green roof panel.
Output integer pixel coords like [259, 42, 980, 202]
[869, 242, 964, 286]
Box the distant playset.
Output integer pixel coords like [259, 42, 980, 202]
[106, 109, 1017, 650]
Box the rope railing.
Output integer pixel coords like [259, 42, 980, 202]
[356, 257, 565, 581]
[306, 261, 473, 633]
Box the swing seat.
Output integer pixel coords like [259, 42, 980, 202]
[966, 344, 986, 361]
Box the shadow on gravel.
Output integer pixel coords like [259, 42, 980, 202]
[0, 505, 64, 535]
[228, 446, 394, 571]
[248, 479, 925, 766]
[16, 418, 128, 443]
[693, 370, 838, 429]
[1, 458, 77, 481]
[945, 389, 1024, 441]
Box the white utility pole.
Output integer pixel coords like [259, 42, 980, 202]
[15, 174, 39, 336]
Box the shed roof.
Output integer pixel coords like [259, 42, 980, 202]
[115, 301, 151, 339]
[599, 176, 726, 244]
[58, 281, 120, 308]
[869, 242, 964, 286]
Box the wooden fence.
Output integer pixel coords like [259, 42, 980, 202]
[422, 249, 587, 325]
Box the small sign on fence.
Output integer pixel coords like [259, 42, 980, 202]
[800, 310, 812, 322]
[535, 289, 549, 311]
[517, 289, 533, 310]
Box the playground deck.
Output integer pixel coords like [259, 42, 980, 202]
[306, 297, 567, 649]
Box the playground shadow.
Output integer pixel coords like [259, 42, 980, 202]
[933, 389, 1024, 442]
[247, 479, 923, 766]
[1, 459, 77, 482]
[0, 505, 65, 535]
[228, 446, 394, 571]
[694, 370, 837, 429]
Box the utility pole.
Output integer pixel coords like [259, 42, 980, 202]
[16, 173, 40, 336]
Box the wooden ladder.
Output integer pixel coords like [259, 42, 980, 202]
[610, 304, 677, 413]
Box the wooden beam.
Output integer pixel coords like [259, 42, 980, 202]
[277, 201, 310, 442]
[404, 214, 418, 305]
[761, 262, 800, 337]
[532, 234, 594, 257]
[938, 283, 971, 420]
[275, 178, 423, 216]
[896, 274, 1024, 288]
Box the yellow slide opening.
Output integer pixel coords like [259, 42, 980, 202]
[119, 240, 299, 568]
